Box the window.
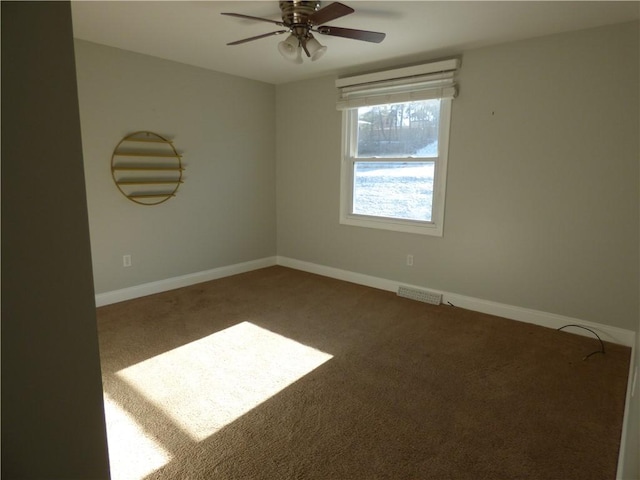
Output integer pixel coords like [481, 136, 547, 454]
[338, 60, 458, 236]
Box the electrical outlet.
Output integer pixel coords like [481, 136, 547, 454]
[406, 254, 414, 266]
[123, 254, 132, 267]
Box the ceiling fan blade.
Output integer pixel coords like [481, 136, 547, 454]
[227, 30, 288, 46]
[316, 26, 386, 43]
[221, 12, 285, 27]
[308, 2, 354, 25]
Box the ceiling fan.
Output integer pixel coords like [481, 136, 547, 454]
[222, 1, 386, 63]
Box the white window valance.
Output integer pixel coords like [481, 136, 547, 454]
[336, 59, 459, 110]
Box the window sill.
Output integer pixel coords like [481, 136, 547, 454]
[340, 214, 443, 237]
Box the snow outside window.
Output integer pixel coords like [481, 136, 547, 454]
[340, 97, 452, 236]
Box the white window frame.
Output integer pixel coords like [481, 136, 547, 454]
[339, 92, 454, 237]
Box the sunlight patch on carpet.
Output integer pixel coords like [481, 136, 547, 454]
[103, 393, 172, 479]
[116, 321, 333, 441]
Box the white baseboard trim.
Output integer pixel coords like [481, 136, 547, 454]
[94, 256, 278, 307]
[616, 341, 638, 480]
[94, 253, 635, 346]
[276, 256, 636, 347]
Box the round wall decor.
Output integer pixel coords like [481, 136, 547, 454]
[111, 131, 184, 205]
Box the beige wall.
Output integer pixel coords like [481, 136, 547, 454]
[623, 27, 640, 478]
[74, 40, 277, 294]
[2, 3, 110, 477]
[276, 22, 640, 332]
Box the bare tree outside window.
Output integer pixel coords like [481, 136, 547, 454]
[357, 100, 440, 157]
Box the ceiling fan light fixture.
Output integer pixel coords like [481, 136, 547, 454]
[305, 35, 327, 61]
[278, 34, 302, 63]
[223, 2, 386, 64]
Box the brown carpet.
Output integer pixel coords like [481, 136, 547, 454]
[97, 266, 630, 480]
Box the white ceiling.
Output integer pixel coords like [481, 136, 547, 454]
[71, 1, 639, 85]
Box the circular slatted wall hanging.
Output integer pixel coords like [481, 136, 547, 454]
[111, 131, 184, 205]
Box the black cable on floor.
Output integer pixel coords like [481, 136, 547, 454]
[557, 324, 605, 360]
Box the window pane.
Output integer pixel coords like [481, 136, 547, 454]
[356, 100, 440, 158]
[353, 162, 434, 222]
